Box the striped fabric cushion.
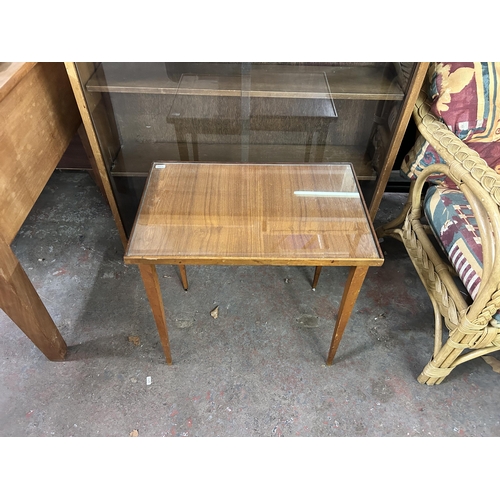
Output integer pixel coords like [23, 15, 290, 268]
[423, 185, 500, 323]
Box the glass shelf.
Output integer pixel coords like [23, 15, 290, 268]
[86, 62, 405, 100]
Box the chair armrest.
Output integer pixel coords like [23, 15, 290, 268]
[413, 90, 500, 202]
[409, 90, 500, 324]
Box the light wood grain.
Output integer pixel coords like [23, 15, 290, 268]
[0, 62, 81, 245]
[0, 235, 67, 360]
[0, 62, 36, 102]
[126, 162, 382, 364]
[0, 62, 74, 360]
[326, 266, 369, 364]
[138, 264, 172, 364]
[0, 63, 75, 361]
[125, 163, 383, 266]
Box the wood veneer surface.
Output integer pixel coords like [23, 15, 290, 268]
[125, 162, 383, 266]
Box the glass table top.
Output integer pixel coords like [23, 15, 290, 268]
[125, 162, 383, 266]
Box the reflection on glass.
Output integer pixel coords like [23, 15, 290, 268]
[293, 191, 360, 197]
[88, 62, 404, 176]
[167, 64, 338, 164]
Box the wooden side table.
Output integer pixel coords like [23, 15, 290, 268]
[124, 162, 384, 364]
[167, 71, 337, 164]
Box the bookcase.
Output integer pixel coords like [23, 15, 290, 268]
[65, 62, 428, 244]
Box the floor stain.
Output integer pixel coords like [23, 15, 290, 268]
[175, 318, 195, 329]
[296, 314, 319, 328]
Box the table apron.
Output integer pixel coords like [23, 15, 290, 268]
[125, 257, 384, 267]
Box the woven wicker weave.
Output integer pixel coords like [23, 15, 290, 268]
[377, 89, 500, 385]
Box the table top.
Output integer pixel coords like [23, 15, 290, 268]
[124, 162, 384, 267]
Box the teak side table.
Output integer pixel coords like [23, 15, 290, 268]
[124, 162, 384, 365]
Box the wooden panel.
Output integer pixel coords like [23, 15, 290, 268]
[0, 63, 78, 360]
[0, 62, 81, 245]
[125, 162, 384, 266]
[0, 234, 66, 360]
[0, 62, 36, 102]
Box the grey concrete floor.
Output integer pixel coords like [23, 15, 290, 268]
[1, 170, 500, 438]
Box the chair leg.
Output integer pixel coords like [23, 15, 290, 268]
[429, 296, 444, 358]
[416, 297, 449, 385]
[418, 339, 466, 385]
[375, 181, 415, 240]
[417, 312, 486, 384]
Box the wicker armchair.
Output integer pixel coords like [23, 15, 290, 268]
[378, 63, 500, 385]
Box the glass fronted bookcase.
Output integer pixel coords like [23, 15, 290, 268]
[65, 62, 428, 244]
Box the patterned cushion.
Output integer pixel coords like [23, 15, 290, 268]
[400, 134, 455, 187]
[424, 185, 500, 323]
[402, 62, 500, 180]
[430, 63, 500, 144]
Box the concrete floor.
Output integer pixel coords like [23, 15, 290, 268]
[1, 170, 500, 437]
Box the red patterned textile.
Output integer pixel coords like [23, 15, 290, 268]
[401, 62, 500, 179]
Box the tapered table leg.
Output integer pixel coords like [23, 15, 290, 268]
[312, 266, 322, 289]
[174, 126, 190, 161]
[179, 265, 188, 291]
[138, 264, 172, 364]
[315, 124, 328, 162]
[326, 266, 369, 365]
